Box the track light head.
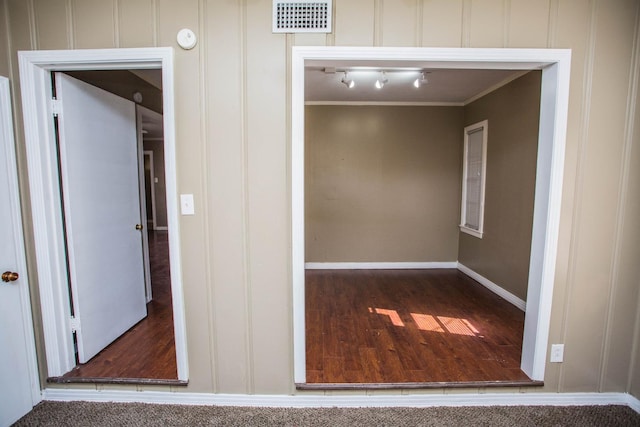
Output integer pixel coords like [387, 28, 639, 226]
[375, 72, 388, 89]
[413, 72, 428, 88]
[341, 71, 355, 89]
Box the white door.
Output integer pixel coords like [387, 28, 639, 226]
[0, 77, 39, 425]
[56, 73, 147, 363]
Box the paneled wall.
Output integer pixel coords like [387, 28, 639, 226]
[2, 0, 640, 397]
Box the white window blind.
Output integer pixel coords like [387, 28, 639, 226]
[460, 121, 487, 238]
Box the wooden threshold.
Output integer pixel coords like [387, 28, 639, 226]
[48, 376, 187, 386]
[296, 380, 543, 391]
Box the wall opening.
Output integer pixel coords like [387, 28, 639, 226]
[291, 47, 571, 384]
[18, 48, 189, 382]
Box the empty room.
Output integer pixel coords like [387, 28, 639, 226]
[303, 68, 541, 387]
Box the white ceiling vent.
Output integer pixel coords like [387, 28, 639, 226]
[273, 0, 332, 33]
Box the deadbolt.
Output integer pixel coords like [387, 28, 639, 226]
[135, 224, 143, 231]
[1, 271, 19, 283]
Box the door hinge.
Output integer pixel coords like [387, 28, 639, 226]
[69, 316, 80, 332]
[51, 98, 62, 117]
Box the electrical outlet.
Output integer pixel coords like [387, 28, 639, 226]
[550, 344, 564, 363]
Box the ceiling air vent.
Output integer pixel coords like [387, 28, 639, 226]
[272, 0, 332, 33]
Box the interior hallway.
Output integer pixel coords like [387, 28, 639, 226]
[304, 269, 535, 387]
[60, 231, 176, 381]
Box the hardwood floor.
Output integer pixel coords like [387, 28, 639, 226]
[304, 269, 533, 387]
[60, 231, 177, 382]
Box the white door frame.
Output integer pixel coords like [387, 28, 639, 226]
[142, 147, 158, 302]
[144, 150, 158, 232]
[18, 48, 189, 381]
[0, 76, 41, 406]
[291, 47, 571, 383]
[135, 107, 152, 303]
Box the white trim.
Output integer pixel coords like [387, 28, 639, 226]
[154, 226, 169, 231]
[136, 109, 153, 304]
[143, 150, 158, 231]
[305, 101, 464, 107]
[18, 48, 189, 381]
[1, 76, 42, 407]
[305, 262, 458, 270]
[292, 47, 572, 384]
[521, 58, 571, 381]
[460, 120, 488, 238]
[42, 389, 640, 412]
[627, 393, 640, 413]
[459, 226, 483, 239]
[457, 263, 526, 311]
[292, 47, 307, 384]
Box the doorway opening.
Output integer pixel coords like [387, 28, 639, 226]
[292, 47, 571, 386]
[18, 48, 188, 383]
[48, 70, 175, 381]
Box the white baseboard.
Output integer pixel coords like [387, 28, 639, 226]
[627, 393, 640, 413]
[305, 262, 458, 270]
[457, 263, 526, 311]
[42, 389, 640, 412]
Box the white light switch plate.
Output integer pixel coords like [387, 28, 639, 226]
[550, 344, 564, 363]
[180, 194, 195, 215]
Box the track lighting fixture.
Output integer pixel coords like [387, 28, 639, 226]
[413, 72, 428, 88]
[334, 69, 429, 90]
[375, 72, 388, 89]
[341, 71, 355, 89]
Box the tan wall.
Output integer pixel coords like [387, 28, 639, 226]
[305, 105, 462, 262]
[458, 71, 541, 301]
[2, 0, 640, 398]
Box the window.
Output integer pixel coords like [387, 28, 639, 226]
[460, 120, 488, 238]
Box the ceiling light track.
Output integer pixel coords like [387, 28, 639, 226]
[335, 68, 430, 90]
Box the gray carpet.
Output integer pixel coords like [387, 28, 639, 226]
[13, 401, 640, 426]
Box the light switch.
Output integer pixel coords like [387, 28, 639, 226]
[180, 194, 195, 215]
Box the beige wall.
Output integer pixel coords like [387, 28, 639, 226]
[305, 105, 462, 262]
[2, 0, 640, 398]
[458, 71, 541, 300]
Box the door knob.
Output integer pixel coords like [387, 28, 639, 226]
[135, 224, 143, 230]
[1, 271, 19, 283]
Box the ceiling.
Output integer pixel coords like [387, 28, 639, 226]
[305, 62, 530, 104]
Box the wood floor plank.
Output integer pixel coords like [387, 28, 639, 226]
[305, 269, 531, 385]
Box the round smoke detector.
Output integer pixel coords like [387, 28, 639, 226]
[176, 28, 197, 50]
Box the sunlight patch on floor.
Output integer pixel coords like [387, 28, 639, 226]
[369, 307, 482, 337]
